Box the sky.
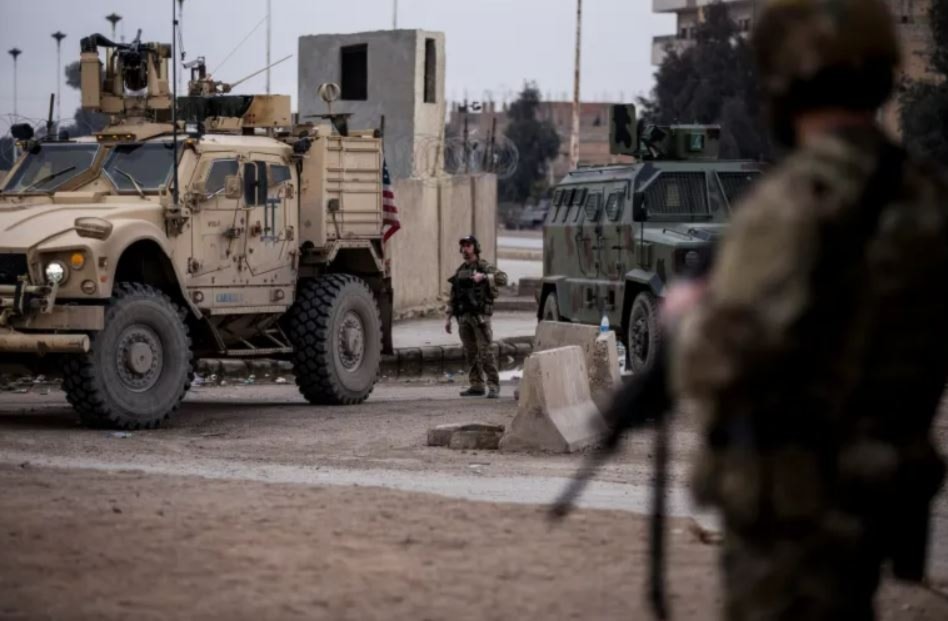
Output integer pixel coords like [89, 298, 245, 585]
[0, 0, 675, 131]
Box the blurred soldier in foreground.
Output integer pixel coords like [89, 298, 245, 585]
[673, 0, 948, 619]
[446, 236, 508, 398]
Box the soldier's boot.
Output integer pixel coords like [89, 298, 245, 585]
[487, 387, 500, 399]
[460, 386, 487, 397]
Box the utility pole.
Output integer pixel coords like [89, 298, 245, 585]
[569, 0, 583, 171]
[393, 0, 398, 29]
[266, 0, 272, 95]
[8, 48, 21, 118]
[177, 0, 185, 95]
[52, 32, 66, 127]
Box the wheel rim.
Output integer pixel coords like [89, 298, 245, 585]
[116, 324, 163, 392]
[337, 310, 366, 371]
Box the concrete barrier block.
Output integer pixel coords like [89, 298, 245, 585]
[421, 346, 444, 366]
[534, 321, 620, 413]
[589, 332, 622, 413]
[499, 346, 607, 453]
[398, 348, 423, 374]
[427, 423, 505, 448]
[442, 345, 465, 362]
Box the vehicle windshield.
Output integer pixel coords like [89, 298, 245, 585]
[2, 144, 99, 193]
[103, 142, 176, 193]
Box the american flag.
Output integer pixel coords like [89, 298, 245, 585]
[382, 158, 401, 242]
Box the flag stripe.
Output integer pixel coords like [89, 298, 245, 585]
[381, 158, 401, 243]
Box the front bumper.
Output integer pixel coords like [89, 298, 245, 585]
[0, 330, 91, 353]
[0, 283, 105, 353]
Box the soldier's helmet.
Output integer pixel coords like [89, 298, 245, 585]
[459, 235, 481, 255]
[753, 0, 900, 142]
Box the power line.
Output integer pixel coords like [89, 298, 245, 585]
[212, 14, 268, 76]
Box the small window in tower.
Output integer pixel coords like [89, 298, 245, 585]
[424, 38, 437, 104]
[341, 44, 368, 101]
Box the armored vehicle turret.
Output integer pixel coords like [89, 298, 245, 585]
[540, 105, 763, 372]
[0, 32, 394, 428]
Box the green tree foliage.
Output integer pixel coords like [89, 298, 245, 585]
[499, 84, 561, 205]
[642, 1, 771, 160]
[900, 1, 948, 163]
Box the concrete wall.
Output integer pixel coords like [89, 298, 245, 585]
[298, 30, 446, 181]
[388, 174, 497, 315]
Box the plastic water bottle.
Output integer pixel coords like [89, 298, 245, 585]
[601, 314, 627, 374]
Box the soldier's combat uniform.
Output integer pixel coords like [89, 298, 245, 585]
[448, 237, 508, 398]
[673, 1, 948, 619]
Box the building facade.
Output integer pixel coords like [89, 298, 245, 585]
[651, 0, 937, 136]
[298, 30, 446, 181]
[446, 100, 633, 187]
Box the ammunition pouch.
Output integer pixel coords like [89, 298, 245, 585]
[449, 268, 493, 317]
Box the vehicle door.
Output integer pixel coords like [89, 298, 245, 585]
[241, 158, 298, 287]
[571, 189, 603, 325]
[187, 155, 243, 290]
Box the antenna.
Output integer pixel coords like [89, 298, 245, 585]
[171, 0, 180, 209]
[227, 54, 292, 90]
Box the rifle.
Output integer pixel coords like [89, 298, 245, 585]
[550, 250, 714, 621]
[549, 345, 673, 620]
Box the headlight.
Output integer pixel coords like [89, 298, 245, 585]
[45, 261, 68, 285]
[684, 250, 701, 270]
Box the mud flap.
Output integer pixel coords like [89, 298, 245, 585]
[379, 278, 394, 355]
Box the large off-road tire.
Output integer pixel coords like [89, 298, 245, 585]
[287, 275, 382, 405]
[62, 283, 193, 429]
[626, 292, 660, 374]
[540, 291, 561, 322]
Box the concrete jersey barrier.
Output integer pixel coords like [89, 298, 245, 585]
[500, 345, 607, 453]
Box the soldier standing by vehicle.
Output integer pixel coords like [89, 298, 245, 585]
[672, 0, 948, 619]
[446, 236, 508, 399]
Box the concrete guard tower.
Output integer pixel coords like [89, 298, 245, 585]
[298, 30, 446, 181]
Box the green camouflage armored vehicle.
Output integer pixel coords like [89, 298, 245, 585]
[0, 33, 394, 428]
[539, 107, 762, 372]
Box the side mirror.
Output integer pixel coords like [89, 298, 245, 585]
[224, 175, 241, 199]
[632, 192, 647, 223]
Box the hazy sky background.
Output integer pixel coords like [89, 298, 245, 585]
[0, 0, 674, 130]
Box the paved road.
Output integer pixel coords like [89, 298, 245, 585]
[1, 382, 946, 620]
[498, 234, 543, 251]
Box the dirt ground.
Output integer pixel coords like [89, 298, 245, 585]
[2, 465, 946, 621]
[0, 381, 946, 620]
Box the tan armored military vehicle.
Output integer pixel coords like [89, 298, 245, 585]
[0, 33, 394, 428]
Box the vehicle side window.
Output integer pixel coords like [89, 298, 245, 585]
[644, 173, 709, 217]
[564, 187, 586, 223]
[555, 189, 573, 222]
[552, 189, 563, 207]
[605, 191, 624, 221]
[205, 159, 239, 195]
[270, 164, 292, 186]
[584, 193, 603, 221]
[717, 172, 760, 208]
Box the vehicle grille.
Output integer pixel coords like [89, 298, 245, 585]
[0, 254, 28, 285]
